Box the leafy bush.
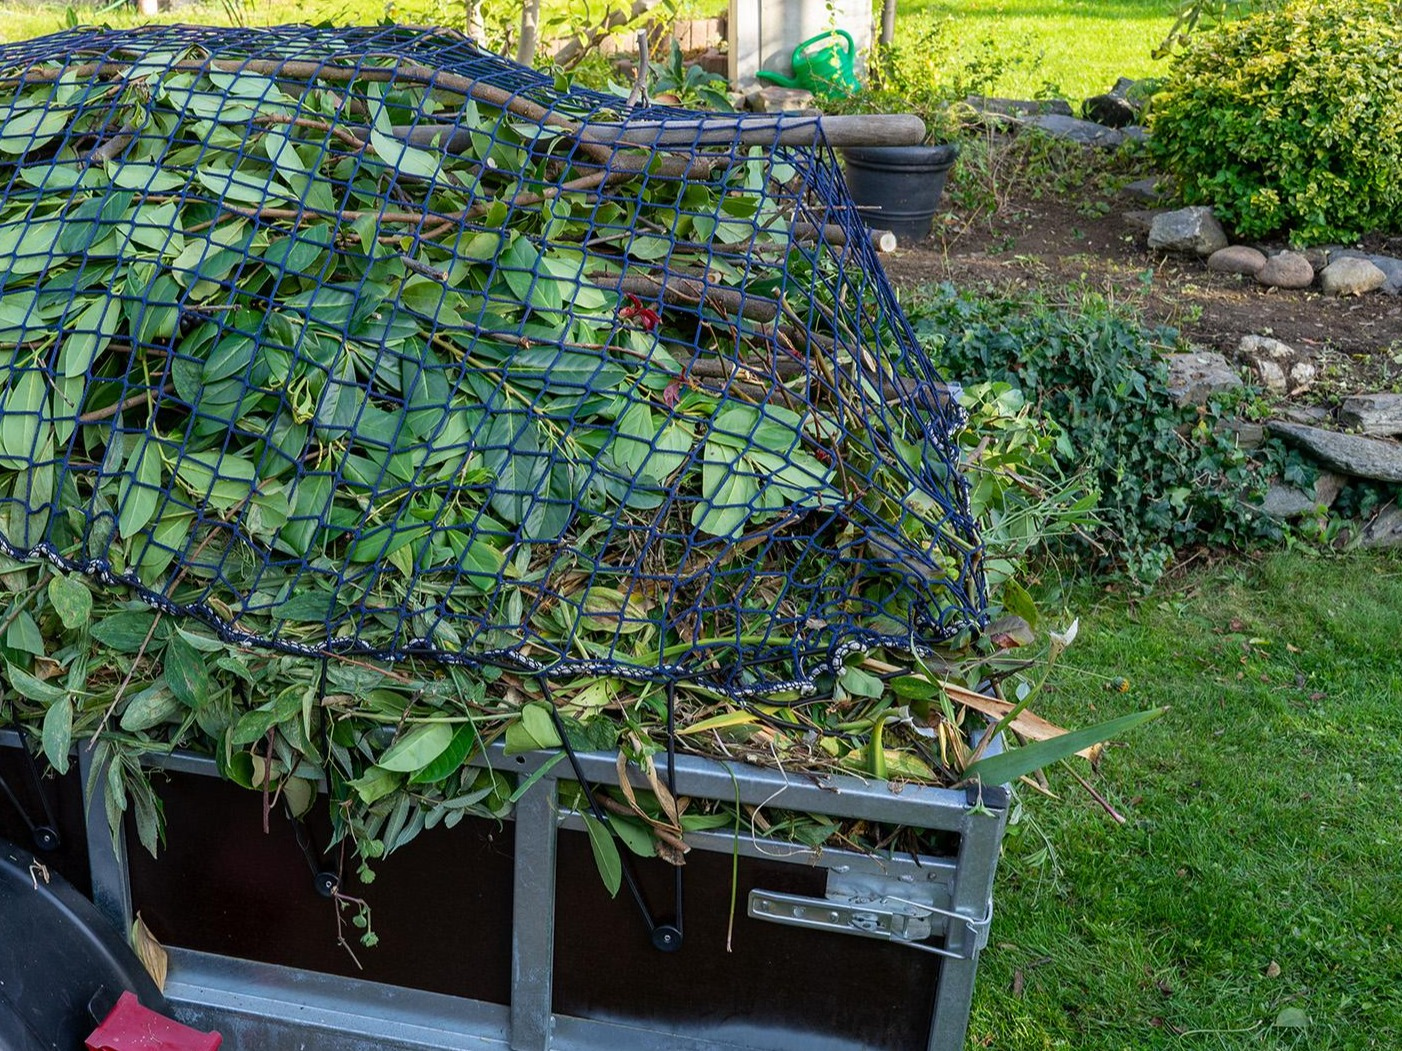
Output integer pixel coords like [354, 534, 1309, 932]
[913, 285, 1280, 582]
[1148, 0, 1402, 244]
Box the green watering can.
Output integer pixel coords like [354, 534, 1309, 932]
[755, 29, 861, 99]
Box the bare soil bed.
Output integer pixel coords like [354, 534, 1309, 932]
[881, 183, 1402, 398]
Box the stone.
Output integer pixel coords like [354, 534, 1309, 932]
[1023, 114, 1125, 147]
[1217, 417, 1267, 449]
[745, 86, 814, 112]
[1277, 405, 1332, 426]
[1120, 125, 1149, 144]
[1319, 257, 1387, 296]
[1148, 206, 1229, 257]
[1359, 505, 1402, 547]
[1207, 245, 1267, 276]
[965, 96, 1073, 119]
[1368, 255, 1402, 295]
[1122, 209, 1161, 234]
[1268, 422, 1402, 483]
[1260, 471, 1345, 519]
[1256, 251, 1314, 290]
[1262, 485, 1319, 519]
[1082, 94, 1137, 128]
[1237, 335, 1317, 394]
[1339, 393, 1402, 436]
[1123, 177, 1162, 203]
[1165, 351, 1242, 407]
[1315, 470, 1346, 506]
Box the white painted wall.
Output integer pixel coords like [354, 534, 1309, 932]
[728, 0, 873, 85]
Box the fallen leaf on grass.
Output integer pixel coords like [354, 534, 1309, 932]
[1274, 1006, 1309, 1028]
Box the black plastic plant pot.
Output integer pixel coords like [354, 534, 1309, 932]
[840, 142, 960, 242]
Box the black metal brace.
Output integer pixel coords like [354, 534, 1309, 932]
[1, 721, 63, 852]
[543, 680, 684, 953]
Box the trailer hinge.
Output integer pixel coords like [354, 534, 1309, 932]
[747, 887, 991, 961]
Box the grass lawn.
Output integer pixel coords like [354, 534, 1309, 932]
[969, 551, 1402, 1049]
[898, 0, 1183, 101]
[1, 0, 1186, 100]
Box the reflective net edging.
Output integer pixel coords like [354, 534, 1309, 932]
[0, 24, 986, 700]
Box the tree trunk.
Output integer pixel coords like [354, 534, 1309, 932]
[516, 0, 542, 66]
[879, 0, 896, 47]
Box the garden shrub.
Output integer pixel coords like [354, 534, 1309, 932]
[913, 286, 1280, 582]
[1148, 0, 1402, 245]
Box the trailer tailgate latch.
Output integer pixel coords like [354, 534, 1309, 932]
[747, 888, 992, 961]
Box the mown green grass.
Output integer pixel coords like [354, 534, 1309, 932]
[0, 0, 358, 44]
[969, 551, 1402, 1049]
[3, 0, 1184, 100]
[894, 0, 1184, 101]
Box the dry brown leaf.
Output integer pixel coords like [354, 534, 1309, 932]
[130, 912, 168, 992]
[938, 679, 1103, 762]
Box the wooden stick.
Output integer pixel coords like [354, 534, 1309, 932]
[577, 113, 927, 148]
[597, 272, 780, 323]
[791, 222, 898, 253]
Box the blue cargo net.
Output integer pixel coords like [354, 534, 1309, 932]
[0, 24, 985, 700]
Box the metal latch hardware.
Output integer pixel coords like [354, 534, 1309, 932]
[748, 889, 992, 961]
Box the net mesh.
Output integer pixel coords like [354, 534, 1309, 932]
[0, 24, 985, 700]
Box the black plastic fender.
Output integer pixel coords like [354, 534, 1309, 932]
[0, 838, 165, 1051]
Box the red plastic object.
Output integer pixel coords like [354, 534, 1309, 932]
[85, 991, 222, 1051]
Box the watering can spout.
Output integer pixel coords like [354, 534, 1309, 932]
[755, 69, 800, 88]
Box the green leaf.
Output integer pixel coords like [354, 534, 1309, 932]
[47, 575, 92, 630]
[484, 415, 549, 527]
[691, 439, 758, 539]
[582, 812, 623, 897]
[162, 633, 208, 709]
[229, 684, 305, 745]
[377, 723, 454, 773]
[348, 765, 400, 805]
[271, 588, 337, 622]
[41, 696, 73, 774]
[609, 815, 657, 858]
[962, 707, 1169, 787]
[119, 683, 181, 732]
[504, 702, 563, 754]
[59, 296, 122, 378]
[408, 722, 478, 784]
[505, 751, 567, 802]
[91, 610, 160, 653]
[5, 610, 44, 656]
[1274, 1007, 1309, 1029]
[0, 369, 47, 466]
[5, 662, 66, 702]
[118, 437, 163, 539]
[1001, 577, 1039, 629]
[369, 127, 442, 181]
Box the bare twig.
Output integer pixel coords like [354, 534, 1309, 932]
[625, 30, 650, 110]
